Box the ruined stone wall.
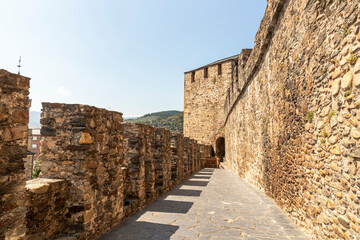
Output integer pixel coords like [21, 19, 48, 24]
[224, 0, 360, 239]
[184, 60, 235, 149]
[40, 103, 125, 239]
[25, 179, 68, 240]
[0, 70, 30, 240]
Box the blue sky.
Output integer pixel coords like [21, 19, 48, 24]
[0, 0, 267, 117]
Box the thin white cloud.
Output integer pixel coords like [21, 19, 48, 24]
[56, 86, 71, 97]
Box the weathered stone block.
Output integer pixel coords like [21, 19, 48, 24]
[341, 72, 353, 90]
[78, 132, 93, 145]
[25, 179, 68, 240]
[41, 126, 56, 136]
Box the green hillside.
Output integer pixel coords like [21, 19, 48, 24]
[125, 111, 183, 133]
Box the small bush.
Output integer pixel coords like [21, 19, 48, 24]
[32, 158, 41, 179]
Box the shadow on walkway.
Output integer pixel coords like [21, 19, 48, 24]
[181, 180, 209, 187]
[98, 169, 208, 240]
[190, 176, 211, 179]
[98, 169, 308, 240]
[166, 189, 202, 197]
[146, 199, 194, 214]
[194, 172, 213, 176]
[99, 221, 179, 240]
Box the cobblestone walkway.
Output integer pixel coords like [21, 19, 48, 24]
[99, 169, 308, 240]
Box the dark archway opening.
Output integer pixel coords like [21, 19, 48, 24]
[216, 137, 225, 162]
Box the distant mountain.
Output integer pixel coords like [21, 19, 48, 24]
[124, 110, 183, 133]
[29, 111, 41, 129]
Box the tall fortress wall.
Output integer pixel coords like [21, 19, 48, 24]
[184, 56, 238, 153]
[184, 0, 360, 239]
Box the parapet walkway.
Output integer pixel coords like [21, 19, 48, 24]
[99, 169, 308, 240]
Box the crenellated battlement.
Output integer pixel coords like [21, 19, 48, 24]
[184, 54, 239, 85]
[183, 55, 239, 154]
[0, 70, 213, 240]
[37, 102, 212, 239]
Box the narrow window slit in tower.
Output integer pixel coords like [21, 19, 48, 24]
[235, 62, 238, 82]
[191, 72, 195, 83]
[204, 67, 208, 78]
[218, 64, 222, 75]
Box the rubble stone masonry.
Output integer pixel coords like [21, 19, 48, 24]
[223, 0, 360, 239]
[170, 132, 184, 185]
[122, 123, 147, 218]
[25, 179, 68, 240]
[8, 0, 360, 239]
[184, 57, 237, 151]
[0, 83, 212, 240]
[0, 70, 30, 240]
[40, 103, 125, 239]
[154, 128, 172, 194]
[36, 102, 211, 239]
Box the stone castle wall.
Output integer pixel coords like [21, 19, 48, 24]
[35, 102, 212, 239]
[0, 70, 213, 240]
[40, 103, 125, 239]
[223, 0, 360, 239]
[0, 70, 30, 240]
[184, 59, 236, 150]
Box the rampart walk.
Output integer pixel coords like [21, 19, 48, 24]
[3, 0, 360, 239]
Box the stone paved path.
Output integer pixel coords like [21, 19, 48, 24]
[99, 169, 308, 240]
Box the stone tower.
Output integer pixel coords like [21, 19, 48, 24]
[183, 55, 239, 156]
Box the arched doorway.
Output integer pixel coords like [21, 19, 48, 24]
[216, 137, 225, 162]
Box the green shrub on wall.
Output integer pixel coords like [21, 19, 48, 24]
[32, 158, 41, 179]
